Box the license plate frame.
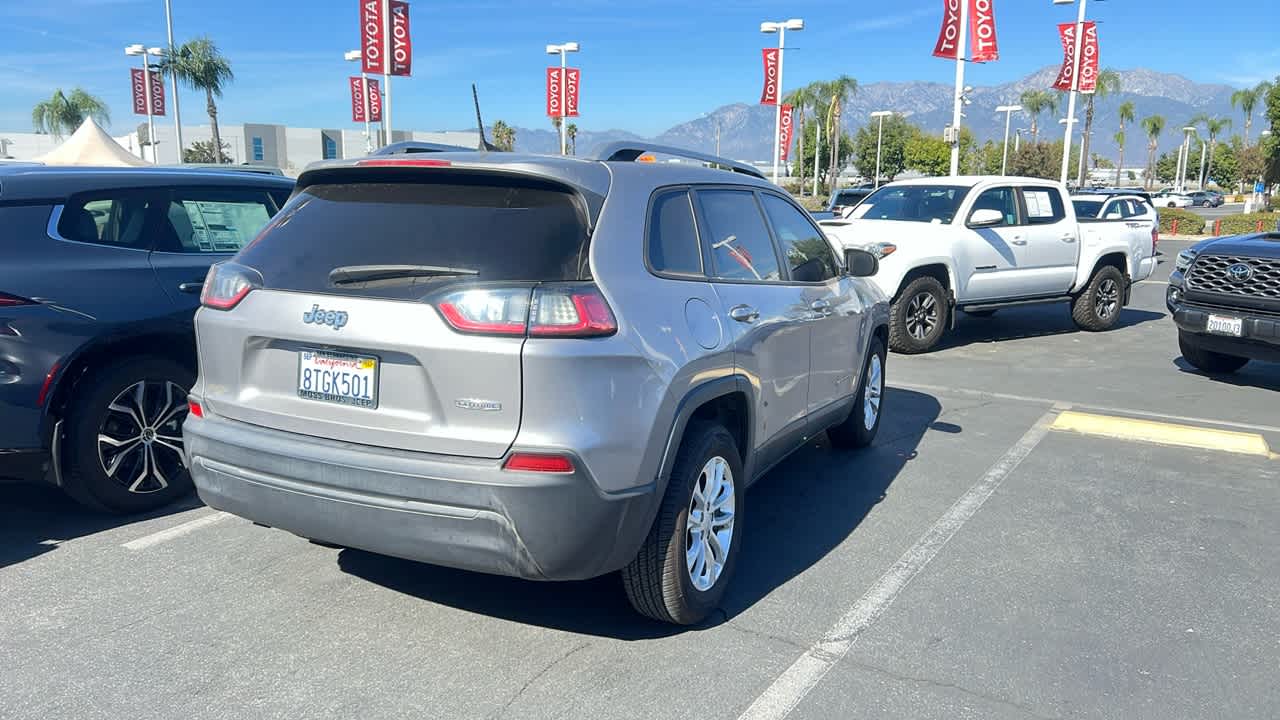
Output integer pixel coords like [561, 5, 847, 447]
[1206, 314, 1244, 338]
[297, 349, 380, 409]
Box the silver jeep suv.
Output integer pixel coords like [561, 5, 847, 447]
[183, 144, 890, 624]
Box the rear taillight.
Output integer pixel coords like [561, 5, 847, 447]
[1151, 227, 1159, 253]
[188, 400, 203, 418]
[503, 452, 575, 473]
[434, 285, 617, 339]
[0, 292, 36, 307]
[200, 262, 262, 311]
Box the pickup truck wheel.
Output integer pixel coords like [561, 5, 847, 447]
[1178, 331, 1250, 373]
[828, 337, 886, 449]
[889, 277, 948, 354]
[1071, 266, 1125, 332]
[622, 421, 743, 625]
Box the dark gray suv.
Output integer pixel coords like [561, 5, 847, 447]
[0, 166, 293, 512]
[184, 145, 890, 624]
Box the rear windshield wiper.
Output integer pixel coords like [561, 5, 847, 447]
[328, 264, 479, 285]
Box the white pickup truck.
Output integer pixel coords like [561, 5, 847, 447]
[819, 176, 1159, 353]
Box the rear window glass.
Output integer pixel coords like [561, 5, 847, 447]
[1072, 199, 1103, 218]
[235, 176, 590, 298]
[852, 185, 969, 224]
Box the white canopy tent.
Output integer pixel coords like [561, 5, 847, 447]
[36, 118, 148, 167]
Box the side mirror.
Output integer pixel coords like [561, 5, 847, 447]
[844, 248, 879, 277]
[968, 208, 1004, 227]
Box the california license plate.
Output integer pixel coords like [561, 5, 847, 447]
[297, 350, 379, 408]
[1206, 314, 1243, 337]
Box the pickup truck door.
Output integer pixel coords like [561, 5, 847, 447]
[956, 185, 1027, 301]
[1014, 185, 1079, 294]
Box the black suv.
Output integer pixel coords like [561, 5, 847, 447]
[0, 166, 293, 511]
[1168, 232, 1280, 372]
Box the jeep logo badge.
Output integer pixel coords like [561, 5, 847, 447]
[1226, 263, 1254, 284]
[302, 304, 349, 330]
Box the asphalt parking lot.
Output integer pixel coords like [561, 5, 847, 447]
[3, 238, 1278, 720]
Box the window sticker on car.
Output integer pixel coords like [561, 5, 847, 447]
[1025, 191, 1055, 218]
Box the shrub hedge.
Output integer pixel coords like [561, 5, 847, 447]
[1158, 208, 1206, 236]
[1211, 212, 1280, 236]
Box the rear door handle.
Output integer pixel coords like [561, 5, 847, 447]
[728, 305, 760, 323]
[1011, 238, 1027, 246]
[178, 282, 204, 294]
[809, 299, 832, 315]
[1061, 234, 1077, 243]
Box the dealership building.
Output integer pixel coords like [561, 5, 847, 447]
[0, 122, 480, 174]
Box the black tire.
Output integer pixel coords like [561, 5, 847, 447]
[1178, 331, 1249, 374]
[61, 356, 195, 514]
[622, 421, 744, 625]
[828, 337, 886, 449]
[1201, 200, 1212, 208]
[963, 309, 997, 318]
[1071, 265, 1125, 332]
[889, 276, 948, 354]
[1167, 202, 1177, 208]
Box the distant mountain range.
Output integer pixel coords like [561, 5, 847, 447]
[502, 67, 1242, 168]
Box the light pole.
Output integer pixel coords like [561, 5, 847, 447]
[1178, 126, 1196, 193]
[995, 104, 1022, 176]
[1077, 128, 1091, 186]
[947, 0, 971, 176]
[125, 44, 159, 164]
[345, 50, 374, 154]
[870, 110, 893, 189]
[812, 119, 822, 198]
[1053, 0, 1089, 184]
[1196, 134, 1208, 190]
[163, 0, 184, 161]
[761, 18, 803, 185]
[546, 41, 580, 156]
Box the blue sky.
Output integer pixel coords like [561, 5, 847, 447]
[2, 0, 1277, 137]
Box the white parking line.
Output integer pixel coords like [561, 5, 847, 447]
[737, 409, 1060, 720]
[121, 511, 231, 550]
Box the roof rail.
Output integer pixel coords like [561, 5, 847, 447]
[372, 141, 477, 156]
[591, 142, 766, 180]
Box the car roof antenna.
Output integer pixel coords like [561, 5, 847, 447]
[472, 84, 501, 152]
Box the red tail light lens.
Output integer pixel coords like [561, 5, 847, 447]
[436, 288, 531, 335]
[529, 286, 617, 337]
[200, 262, 262, 311]
[187, 400, 204, 418]
[0, 292, 36, 307]
[36, 362, 60, 407]
[503, 452, 575, 473]
[434, 284, 617, 339]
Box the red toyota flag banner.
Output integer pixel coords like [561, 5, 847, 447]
[148, 73, 166, 117]
[360, 0, 385, 74]
[760, 48, 779, 105]
[1052, 22, 1077, 91]
[969, 0, 999, 63]
[1078, 21, 1099, 92]
[130, 69, 148, 115]
[565, 68, 580, 117]
[778, 104, 795, 161]
[546, 67, 563, 117]
[932, 0, 962, 59]
[350, 76, 367, 122]
[367, 78, 383, 121]
[389, 0, 411, 76]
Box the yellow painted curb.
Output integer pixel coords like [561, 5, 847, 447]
[1050, 411, 1273, 458]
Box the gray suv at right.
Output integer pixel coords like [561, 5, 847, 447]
[183, 145, 889, 624]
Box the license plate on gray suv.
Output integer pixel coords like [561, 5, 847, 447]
[297, 350, 379, 408]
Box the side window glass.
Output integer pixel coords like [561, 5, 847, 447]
[647, 190, 703, 276]
[156, 189, 276, 253]
[1022, 187, 1067, 225]
[968, 187, 1019, 226]
[57, 191, 160, 249]
[1103, 201, 1125, 220]
[761, 194, 838, 282]
[695, 190, 782, 282]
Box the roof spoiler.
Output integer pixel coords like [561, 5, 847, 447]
[590, 142, 766, 180]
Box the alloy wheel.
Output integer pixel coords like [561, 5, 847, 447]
[97, 380, 189, 494]
[686, 456, 735, 592]
[906, 292, 939, 340]
[863, 354, 884, 431]
[1094, 278, 1120, 321]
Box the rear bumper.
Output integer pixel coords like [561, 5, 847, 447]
[0, 448, 50, 484]
[183, 414, 660, 581]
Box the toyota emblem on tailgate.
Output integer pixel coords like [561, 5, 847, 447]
[1226, 263, 1254, 283]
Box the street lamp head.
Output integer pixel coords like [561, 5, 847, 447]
[1182, 126, 1197, 133]
[147, 47, 164, 56]
[344, 50, 362, 61]
[760, 22, 779, 33]
[870, 111, 894, 118]
[563, 41, 580, 52]
[1051, 0, 1075, 4]
[783, 18, 804, 30]
[125, 44, 145, 55]
[995, 104, 1023, 113]
[546, 42, 580, 54]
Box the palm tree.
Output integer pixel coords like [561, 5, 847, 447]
[565, 123, 578, 155]
[1231, 82, 1270, 146]
[161, 37, 233, 163]
[784, 85, 815, 194]
[491, 120, 515, 151]
[1078, 69, 1121, 186]
[1020, 90, 1058, 142]
[820, 75, 857, 189]
[1115, 100, 1136, 186]
[30, 88, 110, 138]
[1140, 115, 1165, 189]
[1197, 115, 1231, 187]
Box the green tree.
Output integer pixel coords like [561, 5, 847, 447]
[162, 37, 234, 163]
[784, 85, 817, 193]
[30, 87, 110, 138]
[1141, 115, 1166, 189]
[182, 138, 231, 163]
[1155, 150, 1179, 184]
[1208, 139, 1238, 188]
[566, 122, 578, 155]
[1078, 68, 1121, 186]
[795, 120, 853, 194]
[1191, 114, 1231, 187]
[491, 120, 515, 151]
[1020, 89, 1058, 141]
[851, 113, 912, 182]
[904, 132, 951, 177]
[1008, 140, 1077, 180]
[1092, 153, 1114, 169]
[815, 75, 858, 190]
[1265, 78, 1280, 183]
[1231, 81, 1269, 146]
[969, 139, 1005, 176]
[1115, 100, 1136, 186]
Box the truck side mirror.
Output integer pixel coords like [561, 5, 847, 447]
[968, 208, 1004, 227]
